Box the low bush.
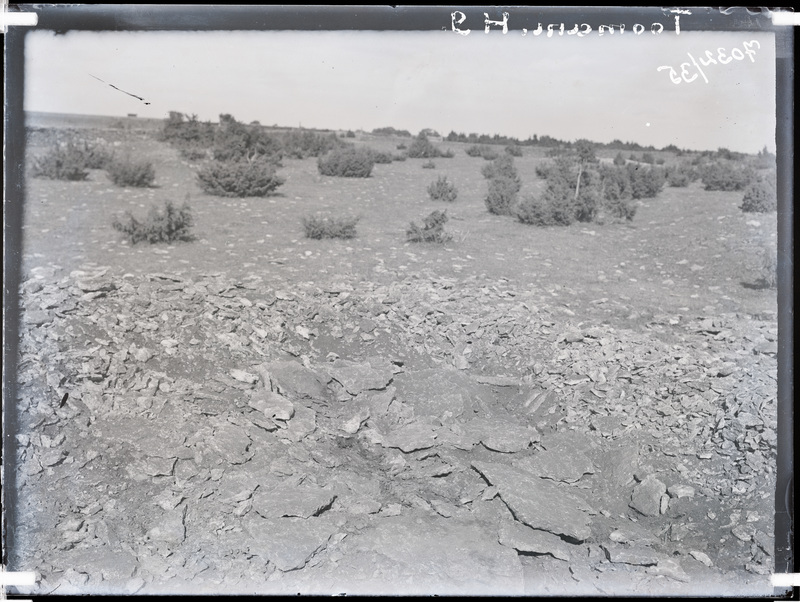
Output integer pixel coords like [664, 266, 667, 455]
[317, 147, 375, 177]
[482, 155, 521, 186]
[302, 214, 360, 239]
[515, 195, 558, 226]
[368, 149, 394, 164]
[613, 151, 627, 166]
[505, 144, 523, 157]
[484, 176, 520, 216]
[106, 157, 156, 188]
[392, 154, 407, 162]
[422, 160, 436, 169]
[79, 141, 115, 169]
[407, 133, 449, 159]
[740, 175, 777, 213]
[701, 160, 756, 191]
[30, 143, 91, 181]
[112, 200, 194, 244]
[626, 163, 666, 199]
[665, 162, 698, 187]
[406, 210, 452, 243]
[466, 144, 498, 160]
[197, 158, 285, 197]
[427, 176, 458, 202]
[280, 130, 344, 159]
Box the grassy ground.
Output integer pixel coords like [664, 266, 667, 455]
[21, 126, 777, 337]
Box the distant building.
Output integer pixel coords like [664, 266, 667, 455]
[127, 113, 137, 118]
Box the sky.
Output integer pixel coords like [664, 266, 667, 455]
[23, 26, 777, 154]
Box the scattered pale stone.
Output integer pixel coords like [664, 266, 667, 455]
[731, 525, 753, 542]
[667, 484, 696, 499]
[326, 359, 393, 395]
[230, 369, 259, 384]
[208, 423, 252, 464]
[134, 347, 155, 363]
[249, 391, 295, 422]
[646, 558, 690, 582]
[268, 360, 330, 401]
[689, 550, 713, 567]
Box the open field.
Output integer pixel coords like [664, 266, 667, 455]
[7, 113, 779, 595]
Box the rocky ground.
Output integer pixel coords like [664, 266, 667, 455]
[7, 261, 779, 596]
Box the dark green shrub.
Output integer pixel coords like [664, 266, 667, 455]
[626, 163, 666, 198]
[427, 176, 458, 202]
[79, 141, 114, 169]
[505, 144, 523, 157]
[112, 200, 194, 244]
[317, 147, 375, 178]
[740, 175, 777, 213]
[302, 214, 360, 239]
[392, 154, 407, 162]
[466, 144, 498, 160]
[212, 114, 283, 163]
[482, 155, 521, 188]
[396, 143, 407, 150]
[407, 133, 447, 159]
[106, 157, 156, 188]
[406, 210, 452, 243]
[422, 160, 436, 169]
[515, 195, 559, 226]
[613, 151, 627, 166]
[197, 158, 285, 197]
[280, 130, 344, 159]
[641, 152, 655, 164]
[30, 143, 90, 181]
[485, 176, 520, 216]
[368, 149, 394, 164]
[345, 130, 356, 138]
[701, 160, 756, 191]
[161, 111, 215, 145]
[665, 162, 698, 187]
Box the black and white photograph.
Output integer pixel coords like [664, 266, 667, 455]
[3, 6, 793, 597]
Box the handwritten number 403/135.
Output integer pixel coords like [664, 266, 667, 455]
[657, 40, 760, 84]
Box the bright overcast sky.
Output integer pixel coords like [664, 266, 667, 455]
[25, 28, 776, 153]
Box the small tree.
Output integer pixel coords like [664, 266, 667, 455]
[427, 176, 458, 202]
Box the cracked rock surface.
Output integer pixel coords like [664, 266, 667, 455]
[8, 266, 778, 596]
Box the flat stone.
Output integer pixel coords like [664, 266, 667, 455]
[467, 417, 538, 453]
[282, 406, 317, 442]
[268, 360, 330, 401]
[336, 515, 524, 595]
[595, 437, 640, 488]
[382, 421, 438, 452]
[646, 558, 691, 582]
[472, 461, 592, 541]
[252, 484, 336, 519]
[514, 433, 595, 483]
[601, 542, 662, 566]
[326, 359, 393, 395]
[244, 516, 338, 572]
[630, 475, 667, 517]
[249, 391, 295, 422]
[208, 423, 252, 464]
[147, 505, 186, 544]
[392, 369, 483, 419]
[498, 521, 573, 560]
[60, 546, 138, 584]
